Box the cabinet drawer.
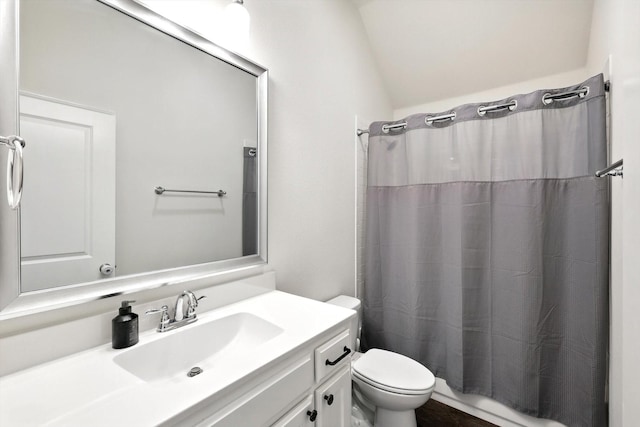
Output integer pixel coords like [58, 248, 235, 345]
[314, 330, 351, 382]
[205, 356, 313, 427]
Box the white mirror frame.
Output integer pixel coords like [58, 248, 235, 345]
[0, 0, 268, 320]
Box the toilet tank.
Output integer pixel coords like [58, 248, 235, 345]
[326, 295, 361, 351]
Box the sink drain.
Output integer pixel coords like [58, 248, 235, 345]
[187, 367, 203, 377]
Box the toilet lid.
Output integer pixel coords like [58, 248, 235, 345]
[352, 349, 435, 394]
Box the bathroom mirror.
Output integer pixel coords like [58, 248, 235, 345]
[0, 0, 268, 316]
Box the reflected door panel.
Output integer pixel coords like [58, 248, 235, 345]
[19, 94, 116, 292]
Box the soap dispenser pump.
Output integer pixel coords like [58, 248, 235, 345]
[112, 300, 139, 349]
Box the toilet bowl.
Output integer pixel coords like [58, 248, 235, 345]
[326, 296, 436, 427]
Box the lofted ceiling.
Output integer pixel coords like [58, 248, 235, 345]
[352, 0, 595, 109]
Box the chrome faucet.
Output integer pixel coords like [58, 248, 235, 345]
[146, 290, 206, 332]
[175, 290, 201, 321]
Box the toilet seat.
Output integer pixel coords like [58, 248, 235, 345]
[352, 349, 435, 396]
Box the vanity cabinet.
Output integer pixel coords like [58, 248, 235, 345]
[201, 356, 314, 427]
[273, 365, 351, 427]
[188, 328, 352, 427]
[271, 330, 352, 427]
[0, 290, 356, 427]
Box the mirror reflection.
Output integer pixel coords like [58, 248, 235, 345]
[18, 0, 259, 292]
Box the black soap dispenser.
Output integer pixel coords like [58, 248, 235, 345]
[112, 300, 139, 349]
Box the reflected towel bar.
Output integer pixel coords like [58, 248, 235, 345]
[154, 186, 227, 197]
[595, 159, 623, 178]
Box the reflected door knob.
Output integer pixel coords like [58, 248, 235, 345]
[99, 263, 114, 276]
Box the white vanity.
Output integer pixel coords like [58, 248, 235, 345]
[0, 290, 355, 426]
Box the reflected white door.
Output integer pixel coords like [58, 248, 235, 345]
[19, 94, 116, 292]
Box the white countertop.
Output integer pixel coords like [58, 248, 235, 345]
[0, 291, 354, 427]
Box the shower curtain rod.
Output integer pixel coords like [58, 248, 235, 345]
[358, 122, 406, 136]
[356, 80, 611, 136]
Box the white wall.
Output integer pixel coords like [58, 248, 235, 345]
[243, 0, 393, 300]
[585, 2, 623, 426]
[586, 0, 640, 426]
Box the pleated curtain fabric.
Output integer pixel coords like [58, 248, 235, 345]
[362, 74, 609, 427]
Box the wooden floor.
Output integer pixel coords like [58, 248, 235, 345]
[416, 400, 498, 427]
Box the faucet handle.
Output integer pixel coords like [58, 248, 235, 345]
[146, 305, 170, 332]
[185, 293, 207, 318]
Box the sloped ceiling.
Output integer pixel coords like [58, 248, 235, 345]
[353, 0, 595, 109]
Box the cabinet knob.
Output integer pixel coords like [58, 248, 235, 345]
[307, 409, 317, 422]
[324, 394, 334, 405]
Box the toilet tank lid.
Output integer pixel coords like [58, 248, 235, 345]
[326, 295, 361, 311]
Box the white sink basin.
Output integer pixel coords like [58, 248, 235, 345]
[0, 290, 357, 427]
[114, 312, 283, 383]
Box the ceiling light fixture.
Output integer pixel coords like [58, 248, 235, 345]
[221, 0, 250, 51]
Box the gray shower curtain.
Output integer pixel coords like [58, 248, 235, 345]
[362, 74, 609, 427]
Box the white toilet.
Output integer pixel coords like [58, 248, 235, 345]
[327, 295, 435, 427]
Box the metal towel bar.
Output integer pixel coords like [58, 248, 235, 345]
[154, 186, 227, 197]
[595, 159, 623, 178]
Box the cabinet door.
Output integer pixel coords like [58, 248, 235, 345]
[314, 365, 351, 427]
[271, 395, 315, 427]
[203, 356, 313, 427]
